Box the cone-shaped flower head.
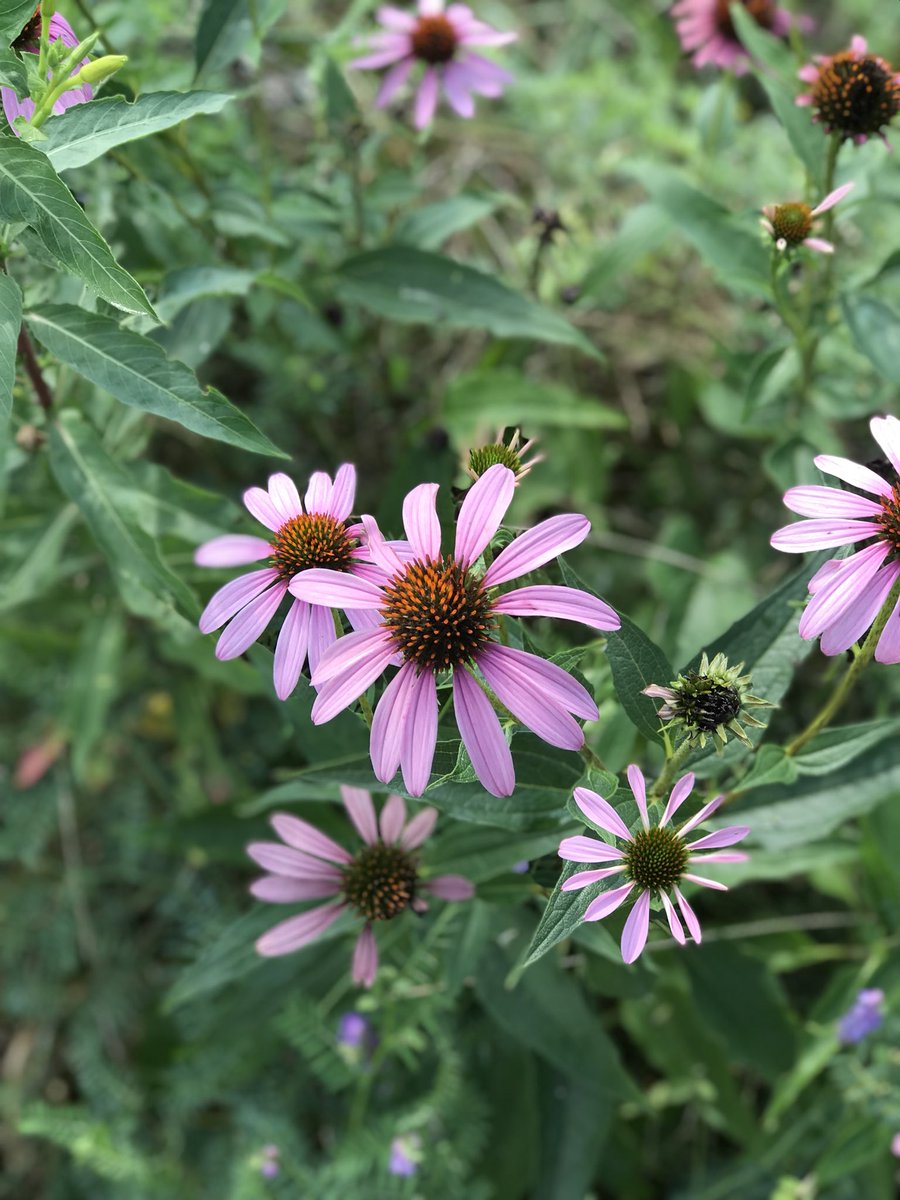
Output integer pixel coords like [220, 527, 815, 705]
[3, 11, 93, 130]
[466, 427, 543, 484]
[558, 765, 749, 963]
[350, 0, 517, 130]
[761, 182, 855, 256]
[797, 35, 900, 144]
[643, 651, 772, 750]
[249, 786, 473, 988]
[837, 988, 885, 1044]
[289, 464, 620, 797]
[770, 416, 900, 662]
[670, 0, 794, 75]
[195, 466, 391, 700]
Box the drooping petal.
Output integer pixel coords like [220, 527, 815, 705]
[329, 464, 357, 522]
[215, 581, 289, 660]
[256, 904, 345, 956]
[482, 513, 591, 588]
[875, 597, 900, 664]
[244, 486, 283, 532]
[401, 806, 439, 849]
[307, 602, 337, 678]
[799, 543, 892, 640]
[683, 873, 729, 891]
[813, 454, 893, 497]
[199, 568, 281, 634]
[250, 875, 342, 902]
[674, 887, 702, 943]
[351, 925, 379, 988]
[454, 462, 516, 566]
[274, 599, 311, 700]
[268, 473, 303, 522]
[376, 55, 416, 107]
[311, 634, 397, 723]
[341, 785, 379, 846]
[782, 485, 883, 519]
[493, 584, 620, 631]
[195, 535, 272, 567]
[660, 891, 687, 944]
[687, 826, 750, 851]
[246, 843, 344, 881]
[402, 482, 442, 559]
[413, 67, 440, 129]
[399, 669, 439, 796]
[820, 563, 900, 656]
[452, 667, 514, 797]
[441, 61, 476, 117]
[621, 889, 651, 963]
[423, 873, 475, 900]
[627, 764, 650, 830]
[312, 627, 395, 686]
[476, 651, 585, 749]
[271, 813, 353, 864]
[477, 644, 598, 721]
[802, 237, 834, 255]
[770, 518, 882, 552]
[573, 787, 633, 841]
[558, 835, 624, 863]
[289, 568, 385, 610]
[380, 793, 407, 843]
[871, 415, 900, 476]
[677, 795, 723, 838]
[371, 661, 418, 784]
[584, 881, 634, 922]
[660, 773, 696, 827]
[560, 865, 625, 891]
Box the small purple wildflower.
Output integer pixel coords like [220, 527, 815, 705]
[389, 1133, 422, 1177]
[838, 988, 885, 1044]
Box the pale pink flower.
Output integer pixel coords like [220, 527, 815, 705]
[289, 464, 620, 798]
[196, 466, 385, 700]
[559, 765, 749, 964]
[670, 0, 794, 76]
[770, 416, 900, 662]
[350, 1, 516, 130]
[761, 182, 855, 255]
[2, 13, 93, 131]
[249, 786, 473, 986]
[797, 35, 900, 144]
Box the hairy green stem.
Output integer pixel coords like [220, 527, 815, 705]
[648, 736, 693, 801]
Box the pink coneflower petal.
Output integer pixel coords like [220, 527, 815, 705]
[305, 471, 334, 512]
[674, 887, 702, 943]
[803, 237, 834, 254]
[401, 806, 438, 849]
[199, 567, 281, 633]
[476, 654, 585, 750]
[799, 544, 892, 639]
[256, 903, 345, 956]
[809, 560, 843, 594]
[677, 795, 722, 838]
[811, 182, 856, 216]
[351, 43, 412, 70]
[690, 852, 749, 864]
[341, 785, 379, 846]
[660, 891, 686, 944]
[684, 873, 729, 891]
[371, 661, 417, 783]
[194, 535, 272, 567]
[308, 603, 338, 676]
[402, 482, 441, 559]
[442, 61, 476, 117]
[246, 843, 344, 881]
[492, 584, 620, 631]
[456, 50, 513, 93]
[414, 67, 441, 129]
[380, 793, 407, 844]
[813, 454, 893, 497]
[424, 873, 475, 900]
[584, 881, 633, 922]
[560, 865, 625, 891]
[850, 34, 868, 56]
[573, 787, 633, 841]
[660, 772, 696, 827]
[215, 581, 289, 659]
[687, 826, 750, 851]
[271, 812, 353, 864]
[476, 645, 598, 721]
[558, 835, 624, 863]
[452, 667, 515, 797]
[459, 28, 518, 47]
[352, 925, 379, 987]
[360, 515, 407, 575]
[400, 668, 439, 795]
[621, 889, 651, 964]
[268, 473, 303, 522]
[274, 599, 312, 700]
[871, 415, 900, 475]
[329, 464, 357, 522]
[312, 626, 395, 686]
[876, 600, 900, 664]
[782, 486, 883, 519]
[482, 514, 591, 588]
[454, 463, 515, 566]
[377, 5, 417, 31]
[289, 568, 385, 610]
[250, 875, 342, 902]
[627, 764, 650, 830]
[243, 486, 283, 531]
[377, 56, 416, 106]
[770, 519, 883, 552]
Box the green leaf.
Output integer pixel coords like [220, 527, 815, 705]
[394, 194, 502, 251]
[27, 304, 285, 457]
[0, 503, 80, 614]
[0, 272, 21, 445]
[336, 246, 602, 358]
[47, 409, 198, 624]
[155, 265, 256, 322]
[842, 295, 900, 383]
[793, 718, 900, 777]
[0, 0, 38, 42]
[0, 137, 154, 316]
[732, 744, 797, 794]
[605, 612, 674, 744]
[519, 858, 614, 971]
[63, 612, 125, 785]
[0, 44, 28, 93]
[195, 0, 286, 77]
[321, 55, 360, 133]
[42, 91, 234, 173]
[443, 368, 627, 437]
[426, 825, 564, 883]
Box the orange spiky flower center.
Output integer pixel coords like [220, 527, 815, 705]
[269, 513, 356, 579]
[879, 482, 900, 554]
[342, 843, 419, 921]
[770, 202, 813, 246]
[813, 50, 900, 140]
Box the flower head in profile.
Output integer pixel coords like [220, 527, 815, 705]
[389, 1132, 422, 1177]
[466, 428, 543, 484]
[290, 464, 620, 797]
[559, 766, 749, 963]
[196, 467, 382, 699]
[761, 183, 855, 256]
[249, 786, 473, 987]
[838, 988, 885, 1044]
[797, 35, 900, 144]
[350, 1, 516, 130]
[770, 415, 900, 662]
[3, 11, 93, 131]
[670, 0, 793, 76]
[643, 651, 772, 750]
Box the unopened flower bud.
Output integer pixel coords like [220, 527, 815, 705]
[74, 54, 127, 86]
[642, 651, 772, 751]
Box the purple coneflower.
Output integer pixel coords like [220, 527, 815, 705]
[289, 464, 620, 798]
[558, 765, 749, 964]
[249, 786, 473, 987]
[770, 416, 900, 661]
[350, 0, 516, 130]
[837, 988, 885, 1044]
[798, 35, 900, 144]
[196, 466, 385, 700]
[2, 12, 93, 130]
[761, 182, 854, 255]
[670, 0, 793, 75]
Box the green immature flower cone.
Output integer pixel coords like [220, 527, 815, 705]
[643, 651, 772, 751]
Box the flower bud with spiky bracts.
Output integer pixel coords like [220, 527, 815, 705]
[466, 428, 544, 484]
[642, 652, 772, 751]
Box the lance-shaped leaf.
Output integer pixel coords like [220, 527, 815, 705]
[42, 92, 234, 172]
[27, 304, 285, 457]
[0, 273, 21, 445]
[0, 138, 154, 315]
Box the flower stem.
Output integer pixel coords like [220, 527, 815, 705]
[17, 327, 53, 412]
[648, 736, 693, 801]
[785, 577, 900, 757]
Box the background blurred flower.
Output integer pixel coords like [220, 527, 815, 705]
[670, 0, 792, 75]
[389, 1132, 422, 1176]
[798, 36, 900, 144]
[838, 988, 885, 1044]
[350, 0, 516, 129]
[2, 12, 93, 130]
